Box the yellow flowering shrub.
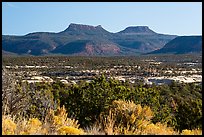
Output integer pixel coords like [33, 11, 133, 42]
[135, 119, 151, 129]
[2, 106, 82, 135]
[142, 106, 153, 120]
[99, 100, 186, 135]
[2, 115, 17, 135]
[122, 122, 177, 135]
[110, 100, 153, 127]
[45, 105, 80, 129]
[99, 100, 155, 135]
[15, 118, 44, 135]
[28, 118, 42, 127]
[140, 122, 177, 135]
[26, 118, 42, 134]
[181, 129, 202, 135]
[57, 126, 84, 135]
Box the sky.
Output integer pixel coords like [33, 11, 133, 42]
[2, 2, 202, 36]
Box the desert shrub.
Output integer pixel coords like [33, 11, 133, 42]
[16, 118, 43, 135]
[2, 115, 17, 135]
[24, 82, 55, 119]
[174, 98, 202, 131]
[44, 105, 80, 129]
[57, 126, 84, 135]
[2, 106, 84, 135]
[97, 100, 202, 135]
[98, 100, 154, 134]
[2, 68, 56, 120]
[97, 100, 178, 135]
[84, 124, 106, 135]
[2, 68, 26, 116]
[148, 81, 202, 131]
[58, 75, 136, 127]
[181, 128, 202, 135]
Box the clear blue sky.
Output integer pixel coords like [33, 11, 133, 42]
[2, 2, 202, 36]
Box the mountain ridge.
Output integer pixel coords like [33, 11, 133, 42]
[2, 23, 186, 56]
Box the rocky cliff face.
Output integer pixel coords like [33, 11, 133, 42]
[60, 23, 111, 36]
[66, 23, 101, 31]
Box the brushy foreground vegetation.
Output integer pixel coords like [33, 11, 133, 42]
[2, 102, 202, 135]
[2, 68, 202, 135]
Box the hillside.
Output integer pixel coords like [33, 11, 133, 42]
[148, 36, 202, 54]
